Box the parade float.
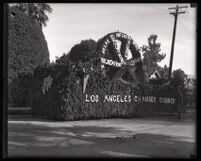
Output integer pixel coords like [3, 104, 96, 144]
[31, 32, 177, 121]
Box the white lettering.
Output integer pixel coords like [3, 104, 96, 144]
[142, 96, 157, 103]
[159, 97, 175, 104]
[85, 95, 99, 102]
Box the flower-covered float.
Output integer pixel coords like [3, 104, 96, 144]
[31, 32, 176, 121]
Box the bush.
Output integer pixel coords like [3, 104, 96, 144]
[8, 73, 33, 107]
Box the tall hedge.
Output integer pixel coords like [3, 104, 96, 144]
[8, 6, 50, 106]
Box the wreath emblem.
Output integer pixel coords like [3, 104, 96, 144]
[96, 32, 144, 83]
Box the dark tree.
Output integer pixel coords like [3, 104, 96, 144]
[55, 39, 97, 87]
[156, 64, 169, 81]
[171, 69, 188, 88]
[141, 35, 166, 75]
[10, 3, 52, 27]
[160, 64, 169, 79]
[68, 39, 97, 63]
[55, 53, 72, 66]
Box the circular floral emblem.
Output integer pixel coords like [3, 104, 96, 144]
[96, 32, 144, 83]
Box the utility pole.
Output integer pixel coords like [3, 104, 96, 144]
[168, 5, 188, 80]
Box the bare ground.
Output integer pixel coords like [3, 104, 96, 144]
[7, 108, 196, 158]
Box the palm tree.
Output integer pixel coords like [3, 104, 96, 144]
[10, 3, 52, 27]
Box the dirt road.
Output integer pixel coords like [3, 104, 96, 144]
[7, 109, 196, 158]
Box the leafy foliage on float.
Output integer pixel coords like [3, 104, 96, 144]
[31, 62, 176, 121]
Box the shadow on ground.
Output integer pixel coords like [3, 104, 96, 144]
[8, 118, 196, 158]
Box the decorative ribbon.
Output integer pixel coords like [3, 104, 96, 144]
[83, 74, 89, 93]
[101, 57, 141, 67]
[42, 75, 53, 94]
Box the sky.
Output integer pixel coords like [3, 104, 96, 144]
[42, 3, 197, 76]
